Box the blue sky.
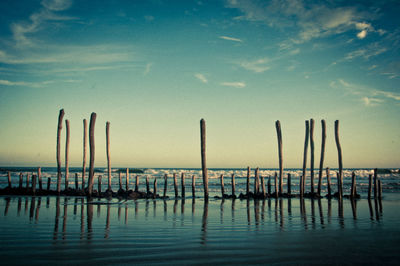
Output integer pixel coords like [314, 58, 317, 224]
[0, 0, 399, 168]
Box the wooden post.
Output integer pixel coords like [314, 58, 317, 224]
[351, 171, 356, 198]
[373, 168, 378, 199]
[368, 174, 373, 199]
[87, 112, 97, 196]
[246, 166, 250, 195]
[38, 167, 42, 190]
[106, 122, 112, 191]
[261, 176, 266, 198]
[378, 180, 382, 199]
[310, 119, 315, 194]
[173, 173, 178, 198]
[231, 174, 236, 196]
[267, 176, 271, 195]
[275, 120, 283, 195]
[75, 173, 79, 190]
[125, 168, 129, 191]
[220, 174, 225, 197]
[154, 178, 157, 198]
[98, 175, 102, 194]
[19, 173, 23, 189]
[334, 120, 343, 198]
[65, 119, 70, 190]
[317, 120, 326, 195]
[26, 173, 30, 188]
[192, 175, 196, 197]
[255, 167, 260, 194]
[287, 173, 291, 195]
[336, 172, 341, 199]
[7, 171, 11, 188]
[135, 175, 139, 192]
[56, 109, 65, 194]
[163, 174, 168, 198]
[181, 173, 185, 198]
[82, 119, 87, 190]
[274, 172, 278, 198]
[200, 119, 209, 200]
[301, 120, 310, 197]
[146, 176, 150, 194]
[118, 172, 122, 190]
[32, 175, 37, 194]
[47, 177, 51, 191]
[326, 167, 331, 197]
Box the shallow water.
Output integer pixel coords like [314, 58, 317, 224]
[1, 195, 399, 265]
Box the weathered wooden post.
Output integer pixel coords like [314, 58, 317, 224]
[173, 173, 178, 198]
[98, 175, 102, 194]
[334, 120, 343, 198]
[118, 172, 122, 191]
[87, 112, 97, 196]
[82, 119, 87, 190]
[267, 176, 271, 195]
[255, 167, 260, 194]
[351, 172, 356, 198]
[275, 120, 283, 195]
[301, 120, 310, 197]
[368, 174, 373, 199]
[326, 167, 331, 197]
[310, 119, 315, 194]
[135, 175, 139, 192]
[181, 173, 185, 198]
[246, 167, 250, 195]
[163, 174, 168, 198]
[231, 174, 236, 197]
[261, 176, 266, 198]
[146, 176, 150, 194]
[75, 173, 79, 190]
[317, 120, 326, 195]
[200, 119, 209, 200]
[153, 178, 157, 198]
[373, 168, 378, 199]
[56, 109, 65, 194]
[32, 175, 37, 194]
[192, 175, 196, 197]
[287, 173, 291, 195]
[220, 174, 225, 197]
[274, 172, 278, 198]
[125, 168, 129, 191]
[47, 177, 51, 191]
[378, 180, 382, 199]
[7, 171, 11, 188]
[19, 173, 23, 189]
[106, 122, 112, 191]
[26, 173, 30, 188]
[65, 119, 70, 190]
[38, 167, 42, 190]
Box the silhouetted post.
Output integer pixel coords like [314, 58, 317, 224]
[200, 119, 209, 200]
[220, 174, 225, 197]
[87, 112, 97, 196]
[26, 173, 30, 189]
[146, 176, 150, 194]
[153, 178, 157, 198]
[7, 171, 11, 188]
[32, 175, 37, 195]
[181, 173, 185, 198]
[246, 166, 250, 195]
[163, 174, 168, 198]
[38, 167, 42, 190]
[261, 176, 266, 198]
[255, 167, 260, 194]
[318, 120, 326, 195]
[373, 168, 378, 199]
[310, 119, 315, 194]
[287, 173, 291, 195]
[351, 172, 356, 198]
[106, 122, 112, 191]
[368, 174, 373, 199]
[173, 173, 178, 198]
[47, 177, 51, 191]
[336, 172, 340, 198]
[378, 180, 382, 199]
[82, 119, 87, 190]
[65, 119, 70, 190]
[135, 175, 139, 192]
[334, 120, 343, 198]
[56, 109, 65, 194]
[19, 173, 23, 189]
[326, 167, 331, 197]
[125, 168, 129, 191]
[301, 120, 310, 197]
[275, 120, 283, 195]
[267, 176, 271, 195]
[118, 172, 122, 190]
[274, 172, 278, 198]
[231, 174, 236, 197]
[98, 175, 102, 194]
[75, 173, 79, 190]
[192, 175, 196, 197]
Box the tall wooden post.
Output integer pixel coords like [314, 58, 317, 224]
[87, 112, 97, 196]
[82, 119, 87, 190]
[200, 119, 209, 200]
[287, 173, 291, 195]
[267, 176, 271, 195]
[368, 174, 373, 199]
[135, 175, 139, 192]
[125, 168, 129, 191]
[75, 173, 79, 190]
[351, 171, 356, 198]
[38, 167, 42, 190]
[373, 168, 378, 199]
[65, 119, 70, 190]
[181, 173, 185, 198]
[220, 174, 225, 197]
[98, 175, 102, 194]
[163, 174, 168, 198]
[26, 173, 30, 188]
[173, 173, 178, 198]
[56, 109, 65, 194]
[106, 122, 112, 191]
[301, 120, 310, 197]
[334, 120, 343, 199]
[326, 167, 331, 197]
[246, 166, 250, 195]
[231, 174, 236, 196]
[309, 119, 315, 194]
[255, 167, 260, 194]
[378, 180, 382, 199]
[153, 178, 157, 198]
[19, 173, 23, 189]
[146, 176, 150, 194]
[317, 120, 326, 195]
[47, 177, 51, 191]
[32, 175, 37, 194]
[274, 172, 278, 198]
[261, 176, 266, 198]
[118, 172, 122, 190]
[275, 120, 283, 195]
[192, 175, 196, 197]
[7, 171, 11, 188]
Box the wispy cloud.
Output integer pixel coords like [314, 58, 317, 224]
[0, 78, 81, 87]
[219, 36, 243, 42]
[144, 63, 153, 75]
[195, 73, 208, 83]
[221, 81, 246, 88]
[375, 90, 400, 101]
[361, 97, 384, 106]
[239, 58, 270, 73]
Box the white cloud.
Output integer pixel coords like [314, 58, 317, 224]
[0, 80, 29, 86]
[357, 30, 367, 39]
[345, 44, 387, 61]
[375, 90, 400, 101]
[221, 81, 246, 88]
[0, 78, 81, 87]
[361, 96, 383, 106]
[239, 58, 270, 73]
[219, 36, 243, 42]
[144, 63, 152, 75]
[195, 73, 208, 83]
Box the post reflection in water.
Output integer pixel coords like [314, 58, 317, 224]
[62, 198, 68, 240]
[17, 197, 22, 216]
[318, 199, 324, 226]
[254, 200, 260, 228]
[338, 198, 344, 228]
[300, 198, 307, 230]
[80, 199, 84, 240]
[350, 199, 357, 220]
[87, 200, 93, 241]
[191, 198, 195, 215]
[201, 200, 208, 246]
[105, 204, 110, 239]
[311, 199, 316, 229]
[231, 199, 235, 221]
[35, 197, 41, 223]
[4, 197, 10, 216]
[279, 199, 283, 229]
[246, 199, 250, 225]
[220, 199, 224, 224]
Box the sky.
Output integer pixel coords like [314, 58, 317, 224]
[0, 0, 399, 169]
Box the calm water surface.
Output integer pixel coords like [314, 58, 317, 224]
[1, 195, 399, 265]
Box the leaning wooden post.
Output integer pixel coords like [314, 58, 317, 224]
[231, 174, 236, 196]
[47, 177, 51, 191]
[7, 171, 11, 188]
[326, 167, 331, 197]
[368, 174, 373, 199]
[106, 122, 112, 191]
[192, 175, 196, 197]
[246, 167, 250, 195]
[301, 120, 310, 197]
[254, 167, 260, 194]
[310, 119, 316, 195]
[220, 174, 225, 197]
[181, 173, 185, 198]
[87, 112, 97, 196]
[146, 176, 150, 194]
[287, 173, 291, 195]
[200, 119, 209, 200]
[75, 173, 79, 190]
[65, 119, 70, 190]
[32, 175, 37, 195]
[19, 173, 23, 189]
[98, 175, 102, 194]
[351, 172, 356, 198]
[56, 109, 65, 194]
[173, 173, 178, 198]
[82, 119, 87, 190]
[163, 174, 168, 198]
[317, 120, 326, 195]
[373, 168, 378, 199]
[38, 167, 42, 190]
[275, 120, 283, 195]
[125, 168, 129, 191]
[334, 120, 343, 199]
[135, 175, 139, 192]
